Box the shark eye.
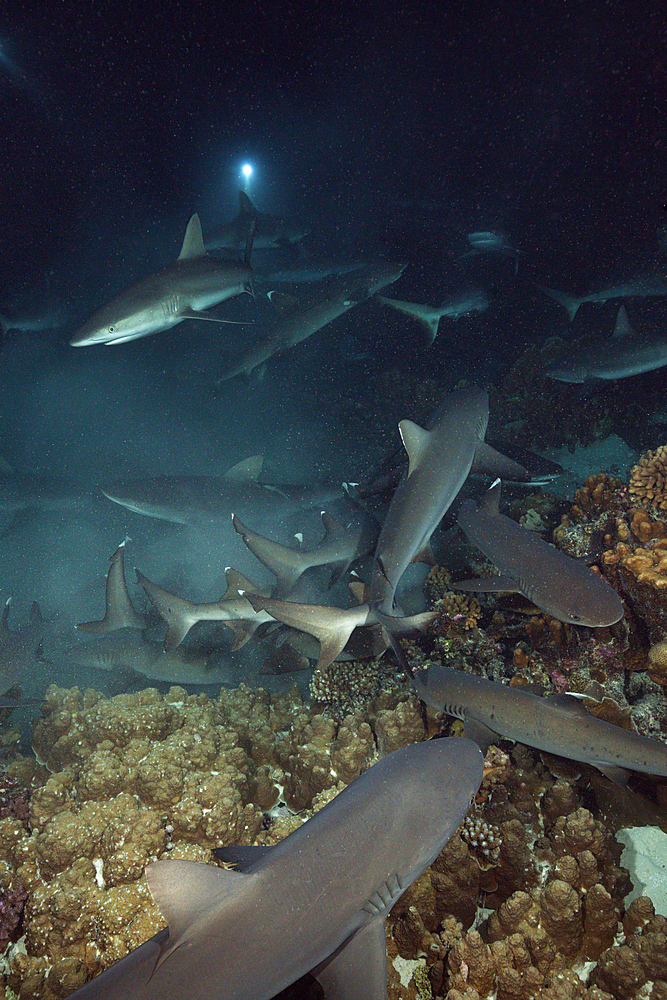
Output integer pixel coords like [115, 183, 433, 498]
[108, 325, 115, 333]
[570, 614, 582, 622]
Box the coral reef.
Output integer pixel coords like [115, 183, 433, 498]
[629, 444, 667, 511]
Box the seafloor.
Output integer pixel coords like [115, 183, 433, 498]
[3, 444, 667, 999]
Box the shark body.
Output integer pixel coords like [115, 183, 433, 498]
[378, 286, 489, 345]
[218, 261, 406, 381]
[70, 215, 252, 347]
[546, 306, 667, 382]
[411, 663, 667, 783]
[536, 274, 667, 322]
[454, 479, 624, 626]
[65, 737, 483, 1000]
[101, 461, 340, 528]
[205, 191, 309, 251]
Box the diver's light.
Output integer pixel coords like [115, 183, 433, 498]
[242, 163, 252, 180]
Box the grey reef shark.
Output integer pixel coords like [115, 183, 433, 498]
[101, 455, 340, 528]
[65, 737, 484, 1000]
[70, 214, 253, 347]
[205, 190, 309, 251]
[377, 285, 489, 345]
[453, 478, 624, 627]
[535, 273, 667, 322]
[217, 260, 406, 381]
[546, 306, 667, 382]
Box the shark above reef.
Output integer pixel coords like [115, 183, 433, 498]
[411, 662, 667, 784]
[545, 306, 667, 382]
[65, 737, 483, 1000]
[454, 478, 624, 627]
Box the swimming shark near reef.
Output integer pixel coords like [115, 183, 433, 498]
[101, 456, 341, 527]
[535, 273, 667, 322]
[66, 630, 228, 685]
[246, 387, 507, 668]
[65, 737, 484, 1000]
[411, 663, 667, 784]
[377, 286, 489, 345]
[232, 509, 380, 598]
[454, 479, 624, 626]
[70, 214, 253, 347]
[135, 567, 274, 652]
[545, 306, 667, 382]
[216, 260, 406, 381]
[205, 191, 309, 251]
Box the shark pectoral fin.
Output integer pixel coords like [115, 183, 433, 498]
[398, 420, 431, 478]
[412, 541, 436, 566]
[470, 441, 530, 482]
[223, 619, 257, 650]
[212, 845, 273, 871]
[313, 918, 388, 1000]
[463, 715, 502, 752]
[452, 575, 520, 594]
[244, 595, 364, 671]
[594, 763, 631, 787]
[146, 859, 251, 973]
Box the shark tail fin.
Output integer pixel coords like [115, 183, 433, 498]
[232, 514, 309, 598]
[243, 594, 367, 671]
[77, 542, 145, 634]
[377, 295, 440, 344]
[135, 570, 197, 650]
[533, 283, 581, 322]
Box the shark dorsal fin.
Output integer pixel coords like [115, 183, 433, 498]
[320, 511, 346, 544]
[147, 860, 250, 973]
[613, 306, 634, 338]
[177, 214, 207, 261]
[224, 455, 263, 482]
[29, 601, 44, 624]
[398, 420, 431, 478]
[238, 191, 256, 215]
[480, 478, 502, 515]
[1, 599, 10, 632]
[0, 457, 15, 475]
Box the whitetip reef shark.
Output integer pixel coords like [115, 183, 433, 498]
[411, 663, 667, 784]
[70, 214, 253, 347]
[454, 478, 624, 627]
[205, 190, 309, 251]
[546, 306, 667, 382]
[65, 737, 483, 1000]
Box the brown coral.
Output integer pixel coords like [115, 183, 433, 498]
[630, 444, 667, 510]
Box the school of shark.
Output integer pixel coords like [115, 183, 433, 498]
[3, 14, 667, 998]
